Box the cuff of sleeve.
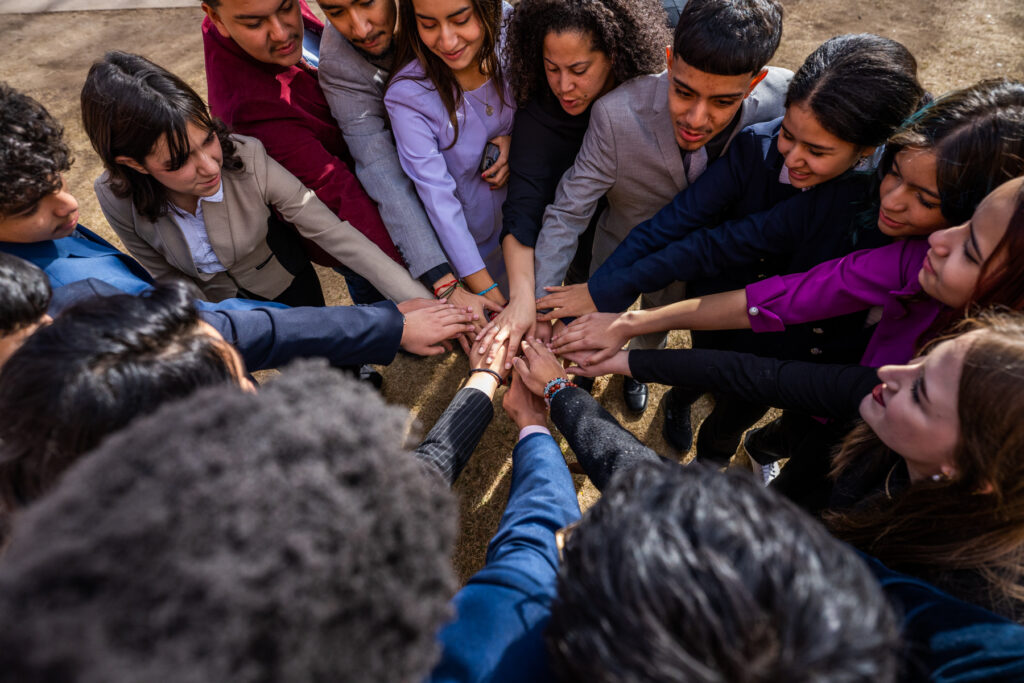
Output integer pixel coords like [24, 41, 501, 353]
[518, 425, 551, 441]
[420, 263, 454, 290]
[745, 276, 788, 333]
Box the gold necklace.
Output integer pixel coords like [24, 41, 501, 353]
[467, 86, 494, 116]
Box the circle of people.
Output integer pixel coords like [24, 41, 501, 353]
[1, 0, 1024, 680]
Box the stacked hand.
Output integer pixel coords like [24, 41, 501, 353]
[398, 300, 476, 356]
[550, 312, 631, 365]
[536, 283, 597, 321]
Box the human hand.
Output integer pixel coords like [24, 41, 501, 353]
[511, 337, 569, 396]
[563, 350, 631, 378]
[448, 285, 503, 337]
[549, 312, 632, 365]
[482, 135, 511, 189]
[502, 372, 548, 429]
[536, 284, 598, 321]
[476, 293, 537, 369]
[399, 303, 475, 356]
[471, 334, 512, 382]
[397, 297, 440, 314]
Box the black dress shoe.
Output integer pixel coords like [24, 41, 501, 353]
[662, 387, 694, 452]
[358, 364, 384, 389]
[341, 364, 384, 389]
[622, 377, 649, 414]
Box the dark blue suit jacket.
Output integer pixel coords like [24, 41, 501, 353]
[1, 227, 405, 371]
[431, 432, 580, 683]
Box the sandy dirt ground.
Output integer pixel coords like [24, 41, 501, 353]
[1, 1, 1021, 581]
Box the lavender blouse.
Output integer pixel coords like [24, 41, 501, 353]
[385, 58, 515, 289]
[745, 239, 943, 367]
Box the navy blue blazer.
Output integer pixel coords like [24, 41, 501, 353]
[1, 227, 405, 371]
[588, 118, 888, 364]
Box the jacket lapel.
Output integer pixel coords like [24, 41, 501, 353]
[651, 75, 686, 190]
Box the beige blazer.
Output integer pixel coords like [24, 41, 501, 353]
[94, 134, 430, 303]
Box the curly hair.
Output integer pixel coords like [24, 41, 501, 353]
[0, 83, 72, 218]
[504, 0, 670, 105]
[0, 253, 50, 336]
[0, 360, 457, 682]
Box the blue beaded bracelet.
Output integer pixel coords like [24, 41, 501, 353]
[476, 283, 499, 296]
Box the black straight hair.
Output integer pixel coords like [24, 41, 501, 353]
[0, 282, 237, 509]
[785, 34, 925, 149]
[0, 252, 50, 335]
[671, 0, 783, 76]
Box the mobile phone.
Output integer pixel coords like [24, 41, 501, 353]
[479, 142, 501, 174]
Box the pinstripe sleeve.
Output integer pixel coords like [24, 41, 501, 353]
[414, 387, 494, 486]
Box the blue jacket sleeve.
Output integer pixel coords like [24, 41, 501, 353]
[590, 173, 875, 312]
[197, 299, 404, 371]
[587, 127, 762, 312]
[864, 554, 1024, 682]
[431, 432, 580, 683]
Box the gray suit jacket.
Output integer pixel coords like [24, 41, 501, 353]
[318, 24, 450, 283]
[534, 67, 792, 297]
[95, 135, 429, 303]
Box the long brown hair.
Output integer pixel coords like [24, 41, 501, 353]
[827, 309, 1024, 619]
[389, 0, 507, 146]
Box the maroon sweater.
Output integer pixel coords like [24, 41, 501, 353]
[202, 2, 402, 266]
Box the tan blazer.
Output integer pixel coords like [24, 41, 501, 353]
[94, 135, 430, 303]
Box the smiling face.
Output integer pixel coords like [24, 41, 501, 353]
[918, 179, 1019, 309]
[666, 54, 760, 152]
[203, 0, 304, 67]
[878, 147, 945, 237]
[116, 122, 224, 214]
[319, 0, 397, 57]
[412, 0, 484, 78]
[0, 174, 79, 243]
[860, 334, 970, 481]
[542, 30, 614, 117]
[776, 102, 867, 189]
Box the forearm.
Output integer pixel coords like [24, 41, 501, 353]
[502, 234, 535, 304]
[414, 386, 494, 486]
[549, 386, 663, 492]
[619, 288, 751, 339]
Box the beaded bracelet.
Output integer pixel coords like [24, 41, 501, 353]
[433, 278, 459, 298]
[543, 376, 577, 407]
[469, 368, 505, 385]
[476, 282, 499, 296]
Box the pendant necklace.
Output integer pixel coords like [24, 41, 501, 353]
[468, 87, 494, 116]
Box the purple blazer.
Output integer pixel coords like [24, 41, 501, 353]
[745, 239, 942, 367]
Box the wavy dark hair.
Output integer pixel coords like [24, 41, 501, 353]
[504, 0, 670, 105]
[80, 51, 243, 223]
[0, 282, 239, 510]
[882, 78, 1024, 226]
[550, 460, 899, 681]
[0, 83, 72, 218]
[389, 0, 507, 146]
[828, 308, 1024, 621]
[786, 34, 924, 149]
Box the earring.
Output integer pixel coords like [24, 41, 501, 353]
[931, 473, 949, 482]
